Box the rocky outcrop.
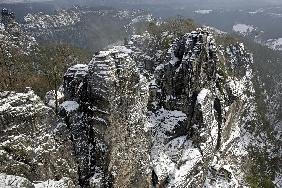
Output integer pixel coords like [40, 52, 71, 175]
[0, 90, 78, 186]
[0, 173, 75, 188]
[128, 28, 269, 187]
[0, 173, 34, 188]
[61, 46, 150, 187]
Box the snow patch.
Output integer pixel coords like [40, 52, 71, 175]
[65, 64, 88, 77]
[0, 173, 32, 187]
[147, 108, 204, 186]
[60, 101, 79, 112]
[228, 80, 245, 98]
[111, 45, 132, 55]
[197, 89, 210, 104]
[96, 50, 111, 58]
[266, 38, 282, 51]
[34, 178, 72, 188]
[233, 24, 255, 36]
[195, 10, 213, 14]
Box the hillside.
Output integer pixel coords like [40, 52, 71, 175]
[23, 7, 153, 52]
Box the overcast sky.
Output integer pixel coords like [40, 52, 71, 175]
[0, 0, 52, 3]
[1, 0, 282, 7]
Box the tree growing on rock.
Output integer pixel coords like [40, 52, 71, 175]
[37, 44, 90, 112]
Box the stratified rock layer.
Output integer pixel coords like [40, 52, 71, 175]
[61, 46, 150, 187]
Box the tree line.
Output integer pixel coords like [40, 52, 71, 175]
[0, 42, 91, 98]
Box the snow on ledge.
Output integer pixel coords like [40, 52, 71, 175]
[197, 89, 210, 105]
[34, 177, 73, 188]
[60, 101, 79, 112]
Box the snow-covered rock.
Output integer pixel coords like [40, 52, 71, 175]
[265, 38, 282, 51]
[34, 178, 74, 188]
[0, 173, 33, 188]
[58, 46, 150, 187]
[233, 24, 255, 36]
[0, 17, 280, 187]
[0, 91, 78, 185]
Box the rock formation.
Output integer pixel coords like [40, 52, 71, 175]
[0, 90, 78, 187]
[0, 27, 280, 187]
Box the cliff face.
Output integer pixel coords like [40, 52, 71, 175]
[0, 27, 280, 187]
[61, 46, 151, 187]
[142, 30, 258, 187]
